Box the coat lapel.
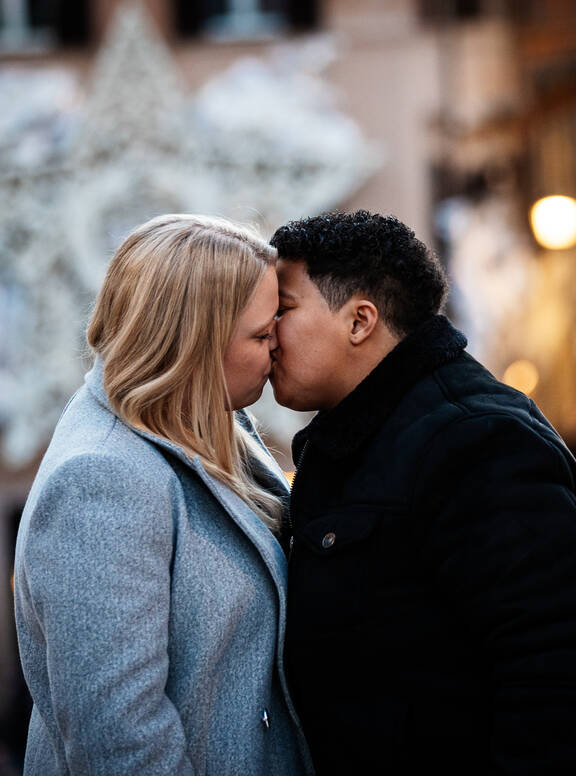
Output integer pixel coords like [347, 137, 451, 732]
[84, 357, 289, 598]
[189, 458, 288, 592]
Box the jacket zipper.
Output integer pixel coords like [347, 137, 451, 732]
[288, 440, 309, 559]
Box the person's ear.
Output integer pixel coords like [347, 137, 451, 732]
[348, 299, 379, 345]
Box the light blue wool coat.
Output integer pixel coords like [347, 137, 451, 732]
[14, 359, 314, 776]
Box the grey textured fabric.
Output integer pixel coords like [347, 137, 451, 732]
[14, 358, 313, 776]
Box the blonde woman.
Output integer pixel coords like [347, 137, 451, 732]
[14, 215, 314, 776]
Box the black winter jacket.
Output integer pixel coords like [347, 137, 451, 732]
[285, 315, 576, 775]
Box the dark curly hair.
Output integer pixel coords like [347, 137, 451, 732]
[270, 210, 448, 336]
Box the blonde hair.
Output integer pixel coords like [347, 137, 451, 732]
[87, 213, 283, 532]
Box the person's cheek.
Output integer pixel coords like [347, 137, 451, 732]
[275, 316, 284, 338]
[278, 316, 293, 348]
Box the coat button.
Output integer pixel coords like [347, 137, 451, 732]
[321, 532, 336, 549]
[261, 709, 270, 730]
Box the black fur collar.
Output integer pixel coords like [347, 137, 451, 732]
[292, 315, 467, 462]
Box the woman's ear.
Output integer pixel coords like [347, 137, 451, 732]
[349, 299, 379, 345]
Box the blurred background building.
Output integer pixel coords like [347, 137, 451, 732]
[1, 0, 576, 771]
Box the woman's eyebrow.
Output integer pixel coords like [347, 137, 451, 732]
[250, 316, 276, 335]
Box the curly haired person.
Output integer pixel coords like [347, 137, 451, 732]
[270, 210, 576, 776]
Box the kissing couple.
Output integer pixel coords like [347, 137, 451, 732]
[15, 210, 576, 775]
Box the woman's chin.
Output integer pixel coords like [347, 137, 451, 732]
[248, 384, 266, 407]
[231, 384, 265, 411]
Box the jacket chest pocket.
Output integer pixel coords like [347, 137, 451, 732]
[297, 504, 411, 559]
[291, 507, 411, 628]
[298, 508, 383, 557]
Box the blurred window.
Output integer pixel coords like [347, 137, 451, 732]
[419, 0, 568, 22]
[0, 0, 89, 52]
[507, 0, 538, 22]
[175, 0, 319, 39]
[418, 0, 483, 21]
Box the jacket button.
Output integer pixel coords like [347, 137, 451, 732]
[261, 709, 270, 730]
[321, 532, 336, 549]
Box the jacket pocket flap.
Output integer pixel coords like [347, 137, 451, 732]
[298, 509, 384, 555]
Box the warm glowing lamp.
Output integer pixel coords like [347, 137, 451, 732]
[503, 359, 539, 396]
[530, 195, 576, 250]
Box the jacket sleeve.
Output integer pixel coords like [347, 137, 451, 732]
[18, 453, 195, 776]
[413, 411, 576, 775]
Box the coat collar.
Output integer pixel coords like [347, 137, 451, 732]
[84, 356, 290, 586]
[292, 315, 467, 462]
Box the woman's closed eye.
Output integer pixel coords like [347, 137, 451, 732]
[255, 320, 276, 340]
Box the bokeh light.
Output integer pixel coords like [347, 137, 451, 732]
[530, 195, 576, 250]
[503, 359, 540, 395]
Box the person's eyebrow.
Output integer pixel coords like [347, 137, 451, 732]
[249, 315, 276, 335]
